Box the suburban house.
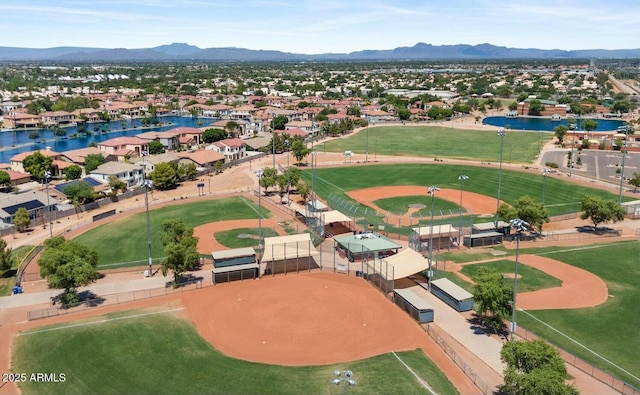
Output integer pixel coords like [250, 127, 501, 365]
[72, 108, 102, 123]
[136, 130, 181, 151]
[97, 137, 149, 162]
[167, 126, 205, 146]
[0, 190, 53, 225]
[10, 149, 67, 176]
[39, 111, 76, 127]
[60, 147, 104, 167]
[177, 149, 225, 171]
[90, 161, 143, 188]
[0, 164, 32, 187]
[2, 112, 41, 129]
[206, 119, 248, 138]
[285, 120, 314, 134]
[205, 138, 246, 162]
[131, 152, 179, 175]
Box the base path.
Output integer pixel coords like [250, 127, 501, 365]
[347, 186, 500, 226]
[514, 255, 609, 310]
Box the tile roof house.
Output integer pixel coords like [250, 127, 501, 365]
[90, 161, 143, 188]
[205, 138, 246, 162]
[97, 137, 149, 162]
[177, 149, 225, 170]
[136, 130, 181, 151]
[10, 149, 62, 174]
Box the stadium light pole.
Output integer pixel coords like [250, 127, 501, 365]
[44, 170, 53, 238]
[618, 126, 630, 204]
[285, 139, 290, 206]
[141, 150, 153, 277]
[428, 186, 440, 290]
[457, 175, 469, 249]
[510, 218, 529, 341]
[272, 113, 276, 170]
[256, 169, 264, 255]
[496, 129, 506, 230]
[541, 168, 551, 205]
[365, 113, 369, 163]
[332, 370, 356, 394]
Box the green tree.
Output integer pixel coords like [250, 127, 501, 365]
[501, 339, 578, 395]
[581, 118, 598, 132]
[580, 195, 625, 229]
[202, 128, 228, 144]
[272, 115, 288, 130]
[291, 139, 311, 164]
[0, 170, 11, 187]
[148, 140, 165, 155]
[225, 120, 239, 137]
[63, 181, 96, 204]
[275, 174, 288, 203]
[628, 172, 640, 193]
[473, 267, 512, 335]
[158, 219, 200, 287]
[38, 236, 99, 305]
[497, 203, 518, 223]
[527, 99, 545, 116]
[180, 163, 198, 180]
[64, 165, 82, 181]
[297, 179, 311, 203]
[553, 125, 567, 146]
[149, 162, 179, 190]
[0, 238, 15, 273]
[259, 167, 278, 194]
[84, 153, 105, 173]
[13, 207, 31, 232]
[22, 151, 53, 181]
[512, 196, 550, 232]
[28, 131, 41, 142]
[108, 175, 127, 194]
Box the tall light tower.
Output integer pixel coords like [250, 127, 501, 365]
[510, 218, 529, 341]
[541, 168, 551, 205]
[332, 370, 356, 394]
[285, 139, 290, 206]
[271, 113, 276, 170]
[618, 126, 630, 204]
[141, 150, 153, 277]
[457, 175, 469, 249]
[496, 129, 506, 229]
[427, 186, 440, 290]
[44, 170, 53, 238]
[256, 169, 264, 255]
[365, 113, 369, 163]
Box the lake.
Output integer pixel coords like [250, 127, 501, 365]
[0, 116, 211, 163]
[483, 116, 625, 132]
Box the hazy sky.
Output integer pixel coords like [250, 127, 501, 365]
[2, 0, 639, 53]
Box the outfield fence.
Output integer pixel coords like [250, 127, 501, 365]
[423, 324, 493, 395]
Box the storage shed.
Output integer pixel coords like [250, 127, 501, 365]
[428, 278, 474, 312]
[393, 288, 434, 324]
[463, 231, 503, 248]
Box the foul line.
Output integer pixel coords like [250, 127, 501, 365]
[537, 240, 636, 256]
[520, 310, 640, 382]
[19, 307, 185, 336]
[392, 351, 437, 395]
[240, 196, 263, 218]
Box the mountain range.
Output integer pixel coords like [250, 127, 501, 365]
[0, 42, 637, 62]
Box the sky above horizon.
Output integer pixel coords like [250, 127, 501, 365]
[1, 0, 639, 53]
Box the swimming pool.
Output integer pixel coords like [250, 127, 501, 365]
[483, 116, 625, 132]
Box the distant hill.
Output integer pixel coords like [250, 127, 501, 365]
[0, 42, 637, 62]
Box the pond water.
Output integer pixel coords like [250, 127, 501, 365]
[483, 116, 625, 132]
[0, 116, 211, 163]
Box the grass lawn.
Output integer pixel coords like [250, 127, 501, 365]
[373, 195, 462, 216]
[13, 311, 459, 395]
[514, 241, 640, 388]
[73, 197, 269, 267]
[315, 125, 551, 163]
[214, 227, 279, 249]
[305, 164, 629, 219]
[460, 259, 562, 293]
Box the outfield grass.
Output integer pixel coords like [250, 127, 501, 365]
[304, 164, 630, 219]
[214, 227, 279, 249]
[460, 259, 562, 293]
[514, 241, 640, 388]
[74, 197, 269, 267]
[315, 125, 551, 163]
[13, 311, 459, 395]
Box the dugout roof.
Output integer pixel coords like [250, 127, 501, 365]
[412, 224, 458, 237]
[334, 232, 401, 254]
[368, 248, 428, 280]
[262, 233, 319, 261]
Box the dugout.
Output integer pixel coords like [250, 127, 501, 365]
[409, 224, 459, 252]
[261, 233, 320, 275]
[472, 221, 511, 235]
[427, 278, 474, 312]
[463, 231, 503, 248]
[333, 232, 401, 263]
[211, 247, 258, 284]
[393, 288, 434, 324]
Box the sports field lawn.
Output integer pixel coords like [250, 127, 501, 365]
[305, 164, 630, 218]
[460, 259, 562, 293]
[514, 241, 640, 388]
[316, 125, 551, 163]
[13, 311, 459, 395]
[74, 197, 268, 267]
